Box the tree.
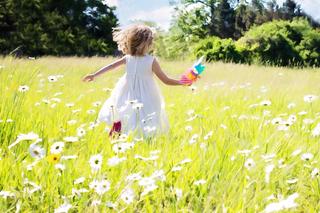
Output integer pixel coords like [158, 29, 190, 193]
[216, 0, 235, 38]
[0, 0, 118, 56]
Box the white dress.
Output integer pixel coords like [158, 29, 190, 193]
[98, 54, 169, 136]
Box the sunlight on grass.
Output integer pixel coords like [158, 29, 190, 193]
[1, 57, 320, 212]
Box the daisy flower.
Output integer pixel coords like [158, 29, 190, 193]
[244, 158, 255, 170]
[0, 191, 15, 199]
[29, 143, 45, 159]
[77, 128, 86, 137]
[311, 168, 319, 178]
[107, 156, 126, 167]
[18, 85, 29, 92]
[89, 154, 103, 171]
[48, 75, 58, 82]
[301, 153, 313, 161]
[54, 202, 72, 213]
[63, 136, 79, 143]
[126, 172, 142, 182]
[50, 142, 64, 154]
[303, 95, 318, 103]
[74, 177, 86, 185]
[194, 179, 206, 185]
[120, 188, 135, 204]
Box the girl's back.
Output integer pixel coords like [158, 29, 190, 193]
[126, 54, 154, 80]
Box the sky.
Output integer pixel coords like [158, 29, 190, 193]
[103, 0, 320, 30]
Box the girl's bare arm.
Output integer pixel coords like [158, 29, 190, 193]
[152, 58, 184, 86]
[83, 56, 126, 82]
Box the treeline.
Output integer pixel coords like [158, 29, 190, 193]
[1, 0, 320, 67]
[194, 19, 320, 67]
[0, 0, 118, 56]
[154, 0, 320, 67]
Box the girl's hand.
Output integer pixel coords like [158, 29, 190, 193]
[179, 75, 193, 86]
[82, 74, 95, 82]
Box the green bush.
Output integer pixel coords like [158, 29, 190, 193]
[194, 37, 245, 63]
[192, 18, 320, 67]
[237, 18, 320, 67]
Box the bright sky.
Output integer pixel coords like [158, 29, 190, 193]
[103, 0, 320, 30]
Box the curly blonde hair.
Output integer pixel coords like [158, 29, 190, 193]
[113, 24, 154, 56]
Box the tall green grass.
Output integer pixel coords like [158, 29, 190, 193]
[0, 57, 320, 212]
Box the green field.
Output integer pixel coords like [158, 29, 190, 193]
[1, 57, 320, 212]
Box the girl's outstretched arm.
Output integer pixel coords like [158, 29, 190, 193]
[82, 56, 126, 82]
[152, 58, 186, 86]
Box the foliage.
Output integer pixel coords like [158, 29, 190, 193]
[172, 0, 319, 41]
[0, 0, 118, 56]
[194, 37, 245, 63]
[237, 18, 320, 66]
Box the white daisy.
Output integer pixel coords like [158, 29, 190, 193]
[76, 128, 86, 137]
[138, 177, 155, 187]
[63, 136, 79, 143]
[55, 163, 65, 171]
[260, 100, 272, 106]
[303, 118, 314, 125]
[112, 142, 133, 154]
[238, 149, 252, 156]
[178, 158, 192, 165]
[264, 193, 299, 213]
[286, 178, 298, 184]
[94, 180, 111, 195]
[91, 199, 101, 207]
[107, 156, 126, 166]
[48, 75, 58, 82]
[151, 170, 166, 182]
[18, 85, 29, 92]
[189, 134, 199, 144]
[106, 201, 118, 209]
[54, 202, 72, 213]
[301, 153, 313, 161]
[265, 164, 275, 183]
[171, 166, 182, 172]
[87, 109, 96, 114]
[50, 142, 64, 154]
[9, 132, 40, 149]
[0, 191, 15, 199]
[291, 149, 302, 156]
[126, 172, 142, 182]
[66, 103, 75, 108]
[311, 168, 319, 178]
[194, 179, 206, 185]
[174, 188, 183, 200]
[61, 155, 77, 160]
[204, 131, 213, 140]
[311, 123, 320, 137]
[71, 188, 88, 197]
[287, 102, 296, 109]
[74, 177, 85, 185]
[185, 125, 193, 132]
[244, 158, 255, 170]
[29, 143, 45, 159]
[92, 101, 102, 107]
[51, 98, 61, 103]
[120, 188, 135, 204]
[89, 154, 103, 171]
[141, 184, 158, 196]
[303, 95, 318, 103]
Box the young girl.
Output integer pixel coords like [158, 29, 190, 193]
[83, 24, 192, 137]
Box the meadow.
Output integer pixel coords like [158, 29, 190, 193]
[1, 57, 320, 212]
